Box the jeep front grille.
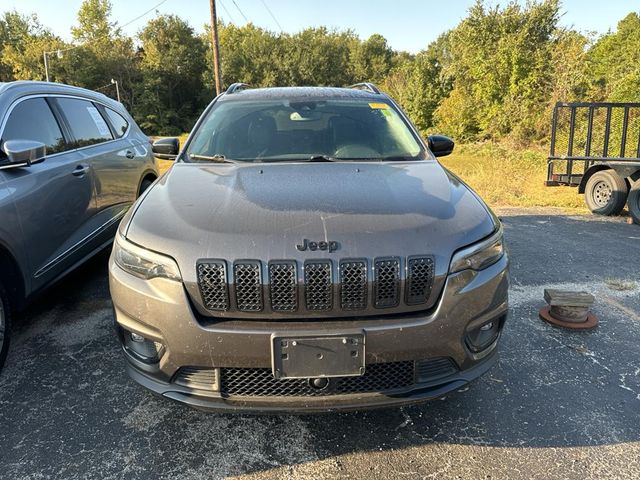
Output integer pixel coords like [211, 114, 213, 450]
[220, 361, 414, 397]
[196, 256, 435, 316]
[374, 257, 400, 308]
[234, 260, 263, 311]
[304, 261, 332, 311]
[173, 358, 459, 397]
[339, 259, 368, 310]
[269, 261, 298, 312]
[197, 261, 229, 311]
[406, 256, 435, 305]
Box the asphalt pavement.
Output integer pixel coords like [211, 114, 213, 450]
[1, 208, 639, 479]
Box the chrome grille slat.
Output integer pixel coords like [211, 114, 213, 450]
[339, 259, 368, 310]
[374, 257, 400, 308]
[269, 261, 298, 312]
[234, 260, 263, 311]
[304, 260, 333, 311]
[197, 261, 229, 311]
[406, 256, 435, 305]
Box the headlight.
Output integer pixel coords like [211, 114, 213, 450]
[449, 226, 505, 273]
[113, 234, 181, 281]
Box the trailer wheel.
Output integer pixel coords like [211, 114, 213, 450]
[584, 170, 628, 216]
[628, 181, 640, 225]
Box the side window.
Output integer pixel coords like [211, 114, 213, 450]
[56, 97, 113, 148]
[104, 108, 129, 138]
[1, 98, 66, 155]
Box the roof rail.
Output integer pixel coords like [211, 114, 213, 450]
[225, 82, 250, 94]
[349, 82, 381, 94]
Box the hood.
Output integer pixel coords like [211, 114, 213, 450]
[126, 160, 495, 312]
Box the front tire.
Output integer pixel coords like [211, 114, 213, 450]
[0, 282, 10, 373]
[138, 178, 155, 197]
[584, 170, 628, 216]
[628, 180, 640, 225]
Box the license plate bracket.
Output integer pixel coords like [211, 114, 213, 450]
[271, 333, 365, 379]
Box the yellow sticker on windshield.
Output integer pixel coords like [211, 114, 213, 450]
[368, 102, 389, 109]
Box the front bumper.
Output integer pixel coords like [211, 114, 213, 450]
[109, 253, 509, 413]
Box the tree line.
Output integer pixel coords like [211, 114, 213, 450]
[1, 0, 639, 143]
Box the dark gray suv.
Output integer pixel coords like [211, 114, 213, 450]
[0, 81, 158, 370]
[110, 83, 508, 412]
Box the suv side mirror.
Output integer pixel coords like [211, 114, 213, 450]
[428, 135, 454, 157]
[152, 137, 180, 160]
[0, 140, 46, 170]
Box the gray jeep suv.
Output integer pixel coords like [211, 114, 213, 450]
[0, 81, 158, 370]
[109, 83, 509, 412]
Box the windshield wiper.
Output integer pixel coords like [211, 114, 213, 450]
[307, 155, 338, 162]
[189, 153, 237, 164]
[257, 155, 339, 163]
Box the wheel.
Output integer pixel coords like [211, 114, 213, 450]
[584, 170, 628, 216]
[0, 281, 10, 373]
[628, 180, 640, 225]
[138, 178, 155, 197]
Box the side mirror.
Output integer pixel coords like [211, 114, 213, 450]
[0, 140, 46, 170]
[428, 135, 454, 157]
[152, 137, 180, 160]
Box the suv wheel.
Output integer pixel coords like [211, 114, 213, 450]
[584, 170, 628, 216]
[0, 281, 10, 373]
[139, 178, 155, 197]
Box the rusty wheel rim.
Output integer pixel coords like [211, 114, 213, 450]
[539, 306, 598, 330]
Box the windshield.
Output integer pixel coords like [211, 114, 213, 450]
[186, 97, 424, 162]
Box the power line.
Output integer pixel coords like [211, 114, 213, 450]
[218, 0, 237, 23]
[119, 0, 168, 29]
[231, 0, 249, 23]
[258, 0, 282, 32]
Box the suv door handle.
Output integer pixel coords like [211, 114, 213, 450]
[125, 150, 135, 159]
[72, 164, 90, 177]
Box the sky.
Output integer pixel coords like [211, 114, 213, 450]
[4, 0, 639, 53]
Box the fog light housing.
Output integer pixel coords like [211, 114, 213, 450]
[123, 330, 164, 363]
[465, 318, 502, 353]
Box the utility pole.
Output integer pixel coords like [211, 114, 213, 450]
[43, 51, 50, 82]
[209, 0, 223, 95]
[111, 79, 121, 103]
[43, 49, 63, 82]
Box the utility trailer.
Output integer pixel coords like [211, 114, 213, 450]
[547, 102, 640, 223]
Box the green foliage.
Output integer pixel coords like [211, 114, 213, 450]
[137, 15, 208, 135]
[435, 0, 562, 142]
[587, 13, 640, 102]
[0, 11, 71, 81]
[1, 1, 639, 140]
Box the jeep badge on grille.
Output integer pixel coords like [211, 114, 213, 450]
[296, 239, 339, 253]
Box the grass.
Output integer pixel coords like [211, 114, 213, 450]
[156, 137, 585, 210]
[439, 143, 585, 210]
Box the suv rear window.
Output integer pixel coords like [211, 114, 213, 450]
[187, 98, 424, 162]
[1, 98, 66, 155]
[57, 97, 113, 148]
[105, 108, 129, 138]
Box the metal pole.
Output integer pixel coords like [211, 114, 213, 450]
[114, 80, 120, 103]
[209, 0, 223, 95]
[43, 51, 50, 82]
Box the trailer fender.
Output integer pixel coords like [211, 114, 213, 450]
[579, 165, 611, 194]
[579, 165, 640, 193]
